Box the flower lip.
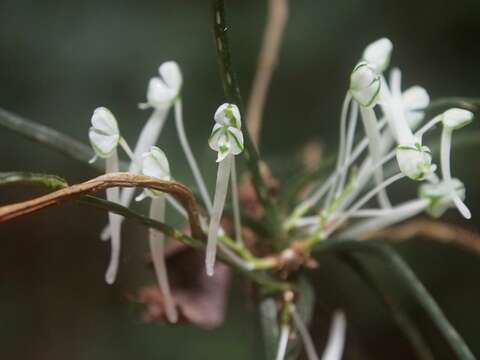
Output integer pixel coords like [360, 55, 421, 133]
[362, 37, 393, 73]
[420, 178, 466, 218]
[349, 62, 381, 107]
[396, 142, 433, 181]
[442, 108, 474, 130]
[89, 107, 120, 158]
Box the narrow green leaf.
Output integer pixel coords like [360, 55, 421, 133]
[260, 298, 280, 360]
[339, 252, 434, 360]
[0, 172, 68, 190]
[0, 107, 103, 170]
[313, 240, 475, 360]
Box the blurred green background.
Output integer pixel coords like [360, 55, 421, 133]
[1, 0, 480, 359]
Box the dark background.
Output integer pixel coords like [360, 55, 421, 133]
[0, 0, 479, 359]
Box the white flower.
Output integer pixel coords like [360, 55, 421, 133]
[88, 107, 120, 158]
[420, 179, 466, 218]
[208, 103, 244, 162]
[349, 62, 381, 107]
[146, 61, 183, 109]
[396, 142, 433, 180]
[442, 108, 474, 130]
[362, 38, 393, 73]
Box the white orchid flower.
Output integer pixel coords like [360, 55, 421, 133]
[89, 107, 134, 284]
[440, 108, 474, 218]
[136, 146, 178, 323]
[206, 103, 244, 276]
[420, 178, 467, 218]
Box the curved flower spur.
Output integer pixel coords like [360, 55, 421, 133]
[135, 146, 178, 323]
[88, 107, 135, 284]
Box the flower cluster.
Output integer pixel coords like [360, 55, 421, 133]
[85, 37, 474, 360]
[287, 38, 473, 245]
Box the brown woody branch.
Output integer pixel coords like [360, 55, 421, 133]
[246, 0, 289, 150]
[0, 172, 205, 240]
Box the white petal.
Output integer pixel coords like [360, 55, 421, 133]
[442, 108, 474, 130]
[402, 86, 430, 111]
[227, 127, 244, 155]
[91, 107, 119, 136]
[159, 61, 182, 93]
[89, 130, 119, 158]
[350, 63, 380, 107]
[208, 123, 225, 151]
[396, 143, 433, 180]
[147, 77, 177, 108]
[362, 38, 393, 73]
[214, 103, 241, 128]
[141, 146, 171, 181]
[420, 178, 466, 217]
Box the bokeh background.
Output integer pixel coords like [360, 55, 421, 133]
[0, 0, 480, 359]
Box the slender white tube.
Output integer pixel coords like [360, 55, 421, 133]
[149, 197, 178, 323]
[359, 106, 392, 208]
[230, 156, 243, 245]
[120, 108, 169, 209]
[174, 99, 213, 213]
[337, 101, 359, 193]
[104, 151, 122, 284]
[275, 325, 290, 360]
[338, 199, 428, 240]
[290, 306, 320, 360]
[101, 109, 170, 242]
[324, 172, 405, 238]
[440, 128, 471, 218]
[321, 311, 347, 360]
[206, 154, 233, 276]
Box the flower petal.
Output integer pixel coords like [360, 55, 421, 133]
[91, 107, 119, 136]
[147, 77, 177, 109]
[362, 38, 393, 73]
[403, 86, 430, 111]
[159, 61, 182, 93]
[227, 127, 244, 155]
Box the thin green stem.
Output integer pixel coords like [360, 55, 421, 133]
[211, 0, 283, 243]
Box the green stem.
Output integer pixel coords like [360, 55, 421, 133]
[0, 172, 289, 292]
[211, 0, 283, 243]
[314, 240, 475, 360]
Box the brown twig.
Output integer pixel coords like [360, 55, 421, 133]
[0, 172, 205, 240]
[364, 219, 480, 255]
[246, 0, 289, 150]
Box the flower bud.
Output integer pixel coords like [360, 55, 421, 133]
[396, 142, 433, 180]
[89, 107, 120, 158]
[362, 38, 393, 73]
[442, 108, 474, 130]
[349, 62, 381, 107]
[419, 178, 466, 218]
